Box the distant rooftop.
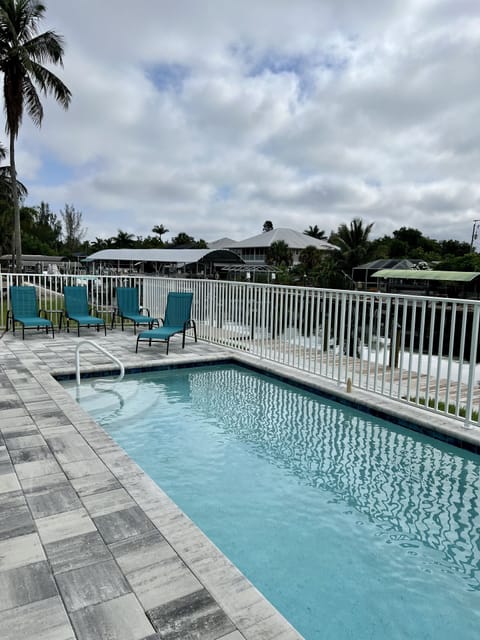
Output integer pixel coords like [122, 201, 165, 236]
[226, 228, 337, 251]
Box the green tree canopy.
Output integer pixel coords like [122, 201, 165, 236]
[304, 225, 327, 240]
[61, 204, 87, 254]
[330, 217, 374, 273]
[266, 240, 293, 267]
[0, 0, 71, 271]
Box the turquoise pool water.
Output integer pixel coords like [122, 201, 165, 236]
[66, 364, 480, 640]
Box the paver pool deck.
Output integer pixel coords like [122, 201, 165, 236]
[1, 328, 479, 640]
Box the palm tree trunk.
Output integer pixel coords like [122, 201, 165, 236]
[10, 132, 22, 273]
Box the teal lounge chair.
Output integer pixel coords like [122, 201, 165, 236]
[113, 287, 159, 334]
[136, 292, 197, 354]
[8, 286, 54, 339]
[61, 286, 106, 336]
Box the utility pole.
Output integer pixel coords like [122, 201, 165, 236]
[470, 220, 480, 252]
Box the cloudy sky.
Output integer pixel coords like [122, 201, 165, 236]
[14, 0, 480, 245]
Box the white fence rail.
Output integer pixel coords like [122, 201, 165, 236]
[1, 273, 479, 427]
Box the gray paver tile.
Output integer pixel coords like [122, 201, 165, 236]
[13, 458, 62, 480]
[0, 459, 13, 475]
[82, 487, 136, 517]
[63, 457, 109, 478]
[241, 611, 302, 640]
[56, 559, 131, 612]
[70, 470, 121, 496]
[147, 588, 235, 640]
[25, 485, 82, 518]
[45, 530, 112, 575]
[128, 555, 202, 611]
[0, 503, 35, 540]
[93, 505, 156, 544]
[70, 592, 155, 640]
[36, 507, 96, 545]
[4, 433, 45, 449]
[0, 489, 24, 512]
[9, 445, 54, 464]
[0, 532, 45, 571]
[45, 433, 98, 464]
[0, 595, 75, 640]
[0, 560, 58, 612]
[20, 471, 70, 494]
[0, 472, 21, 494]
[109, 530, 172, 573]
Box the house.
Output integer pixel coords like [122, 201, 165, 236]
[352, 259, 429, 290]
[216, 228, 337, 266]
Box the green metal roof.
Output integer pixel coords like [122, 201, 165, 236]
[372, 269, 480, 282]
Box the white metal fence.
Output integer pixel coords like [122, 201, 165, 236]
[1, 273, 479, 428]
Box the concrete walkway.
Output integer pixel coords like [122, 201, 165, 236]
[0, 329, 303, 640]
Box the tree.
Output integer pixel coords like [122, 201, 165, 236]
[262, 220, 273, 233]
[266, 240, 293, 267]
[330, 218, 374, 273]
[152, 224, 169, 243]
[35, 201, 61, 250]
[0, 0, 71, 271]
[298, 245, 324, 271]
[61, 204, 86, 254]
[113, 229, 135, 249]
[304, 225, 327, 240]
[0, 140, 28, 255]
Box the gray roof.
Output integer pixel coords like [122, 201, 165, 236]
[85, 248, 243, 264]
[354, 259, 427, 271]
[227, 228, 337, 250]
[373, 269, 480, 282]
[208, 237, 238, 250]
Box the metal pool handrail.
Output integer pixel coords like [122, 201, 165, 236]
[75, 339, 125, 386]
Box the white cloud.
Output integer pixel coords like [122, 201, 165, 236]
[9, 0, 480, 246]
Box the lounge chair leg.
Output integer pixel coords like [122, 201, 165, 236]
[166, 339, 169, 355]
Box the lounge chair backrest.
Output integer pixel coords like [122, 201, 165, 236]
[10, 286, 39, 317]
[64, 286, 89, 316]
[163, 292, 193, 327]
[116, 287, 140, 315]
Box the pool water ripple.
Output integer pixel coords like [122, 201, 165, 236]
[67, 364, 480, 640]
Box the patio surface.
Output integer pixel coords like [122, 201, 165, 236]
[0, 327, 304, 640]
[1, 325, 479, 640]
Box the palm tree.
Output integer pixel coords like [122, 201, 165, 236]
[152, 224, 169, 243]
[0, 0, 72, 272]
[304, 225, 327, 240]
[113, 229, 136, 248]
[331, 217, 374, 274]
[266, 240, 293, 267]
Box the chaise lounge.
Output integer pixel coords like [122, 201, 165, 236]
[135, 291, 197, 354]
[113, 286, 159, 334]
[60, 285, 106, 336]
[8, 285, 54, 339]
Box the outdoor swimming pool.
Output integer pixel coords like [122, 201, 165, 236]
[66, 364, 480, 640]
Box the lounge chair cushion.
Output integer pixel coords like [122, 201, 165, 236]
[14, 316, 52, 328]
[137, 326, 184, 341]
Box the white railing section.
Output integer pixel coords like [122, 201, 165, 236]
[75, 340, 125, 386]
[1, 272, 479, 428]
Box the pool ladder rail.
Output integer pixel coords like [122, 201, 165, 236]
[75, 339, 125, 386]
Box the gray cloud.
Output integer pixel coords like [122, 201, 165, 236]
[13, 0, 480, 245]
